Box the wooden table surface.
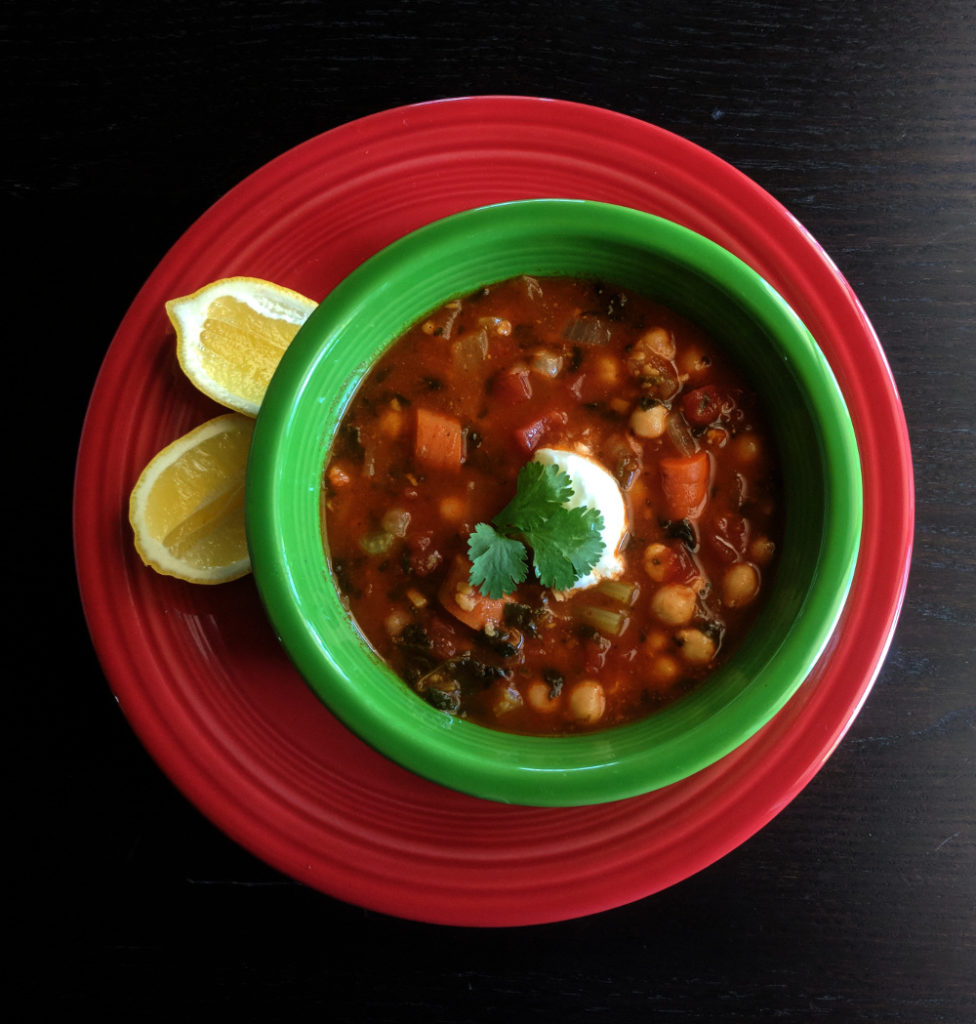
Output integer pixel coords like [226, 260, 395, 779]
[11, 0, 974, 1018]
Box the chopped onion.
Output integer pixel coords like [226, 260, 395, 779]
[666, 410, 699, 456]
[422, 305, 460, 339]
[521, 275, 544, 302]
[563, 316, 611, 345]
[479, 316, 512, 336]
[531, 349, 564, 378]
[452, 329, 489, 373]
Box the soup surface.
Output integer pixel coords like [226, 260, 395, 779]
[323, 275, 780, 735]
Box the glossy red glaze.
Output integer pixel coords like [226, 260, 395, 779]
[73, 96, 913, 926]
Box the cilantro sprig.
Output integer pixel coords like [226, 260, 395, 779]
[467, 462, 606, 599]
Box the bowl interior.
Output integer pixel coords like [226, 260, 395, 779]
[246, 199, 862, 806]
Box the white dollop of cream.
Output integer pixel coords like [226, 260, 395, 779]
[532, 447, 627, 590]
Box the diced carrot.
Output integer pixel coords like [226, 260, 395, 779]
[415, 407, 463, 471]
[659, 450, 710, 521]
[438, 555, 509, 632]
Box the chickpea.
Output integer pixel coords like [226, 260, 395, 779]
[676, 345, 712, 382]
[675, 627, 717, 665]
[526, 680, 562, 713]
[439, 494, 468, 523]
[381, 507, 411, 538]
[644, 542, 674, 582]
[645, 628, 670, 653]
[649, 654, 682, 687]
[595, 353, 622, 385]
[568, 680, 606, 724]
[651, 583, 698, 625]
[625, 333, 680, 398]
[749, 536, 777, 566]
[730, 432, 762, 464]
[639, 326, 676, 360]
[722, 562, 761, 607]
[385, 608, 411, 637]
[629, 402, 669, 439]
[705, 426, 729, 448]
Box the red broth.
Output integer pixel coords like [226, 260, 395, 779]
[323, 275, 781, 735]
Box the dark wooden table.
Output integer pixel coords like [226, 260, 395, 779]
[12, 0, 974, 1018]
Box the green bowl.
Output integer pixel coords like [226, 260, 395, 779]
[246, 200, 862, 807]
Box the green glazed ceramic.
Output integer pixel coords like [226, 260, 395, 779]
[246, 200, 862, 807]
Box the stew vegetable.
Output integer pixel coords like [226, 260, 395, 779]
[324, 275, 781, 735]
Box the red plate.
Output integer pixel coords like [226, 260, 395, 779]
[74, 97, 913, 926]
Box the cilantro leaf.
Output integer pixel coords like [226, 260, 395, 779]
[492, 461, 572, 531]
[467, 522, 529, 599]
[527, 504, 606, 590]
[466, 462, 607, 598]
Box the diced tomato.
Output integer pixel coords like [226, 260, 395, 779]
[514, 410, 568, 453]
[492, 366, 533, 405]
[438, 555, 510, 632]
[405, 532, 444, 577]
[682, 385, 746, 429]
[660, 450, 711, 521]
[682, 386, 722, 426]
[415, 408, 463, 471]
[705, 511, 749, 564]
[425, 614, 463, 661]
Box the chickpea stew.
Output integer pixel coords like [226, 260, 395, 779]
[323, 275, 781, 735]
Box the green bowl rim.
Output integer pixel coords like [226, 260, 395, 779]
[246, 199, 863, 807]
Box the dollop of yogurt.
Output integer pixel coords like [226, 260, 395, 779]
[532, 447, 627, 590]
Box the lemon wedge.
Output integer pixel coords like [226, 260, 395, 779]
[166, 277, 317, 417]
[129, 413, 255, 584]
